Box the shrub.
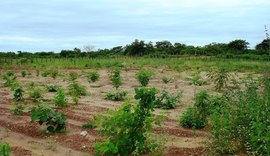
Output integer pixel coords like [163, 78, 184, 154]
[68, 82, 87, 96]
[6, 70, 15, 77]
[82, 121, 97, 129]
[110, 68, 122, 89]
[10, 103, 24, 115]
[0, 142, 11, 156]
[46, 85, 60, 92]
[3, 75, 19, 90]
[154, 90, 182, 109]
[87, 71, 100, 82]
[21, 70, 27, 77]
[94, 87, 164, 155]
[180, 106, 207, 129]
[41, 71, 51, 77]
[69, 72, 78, 81]
[54, 89, 68, 107]
[13, 87, 25, 102]
[207, 68, 231, 91]
[187, 71, 207, 86]
[105, 91, 128, 101]
[179, 90, 210, 129]
[30, 104, 66, 133]
[50, 70, 58, 79]
[136, 70, 155, 86]
[209, 81, 270, 155]
[29, 89, 42, 102]
[162, 76, 172, 84]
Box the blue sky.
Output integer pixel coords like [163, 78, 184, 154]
[0, 0, 270, 52]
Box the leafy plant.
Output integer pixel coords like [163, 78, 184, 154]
[6, 70, 15, 77]
[0, 142, 11, 156]
[10, 103, 24, 115]
[110, 68, 122, 89]
[69, 72, 78, 81]
[41, 70, 51, 77]
[29, 89, 42, 102]
[162, 76, 172, 84]
[179, 90, 210, 129]
[30, 104, 66, 133]
[207, 68, 231, 91]
[94, 87, 164, 155]
[54, 89, 68, 107]
[13, 87, 25, 102]
[50, 70, 58, 79]
[2, 75, 19, 90]
[154, 90, 182, 109]
[82, 121, 97, 129]
[105, 91, 128, 101]
[187, 71, 207, 86]
[68, 82, 86, 104]
[46, 85, 60, 92]
[136, 70, 155, 86]
[21, 70, 27, 77]
[87, 71, 100, 83]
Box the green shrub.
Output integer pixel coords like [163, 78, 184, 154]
[82, 121, 97, 129]
[209, 81, 270, 155]
[187, 71, 207, 86]
[54, 89, 68, 107]
[207, 68, 231, 91]
[21, 70, 27, 77]
[136, 70, 155, 86]
[68, 82, 87, 96]
[0, 142, 11, 156]
[46, 85, 60, 92]
[87, 71, 100, 82]
[179, 90, 210, 129]
[6, 70, 15, 77]
[30, 104, 66, 133]
[105, 91, 127, 101]
[13, 87, 25, 102]
[110, 68, 122, 89]
[162, 76, 172, 84]
[3, 75, 19, 90]
[69, 72, 78, 81]
[50, 70, 58, 79]
[94, 87, 164, 155]
[29, 89, 42, 102]
[41, 71, 51, 77]
[154, 90, 182, 109]
[10, 103, 24, 115]
[180, 106, 207, 129]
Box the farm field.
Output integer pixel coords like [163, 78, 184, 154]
[0, 58, 269, 156]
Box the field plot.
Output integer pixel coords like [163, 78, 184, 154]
[0, 61, 269, 156]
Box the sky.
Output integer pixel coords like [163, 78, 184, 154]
[0, 0, 270, 52]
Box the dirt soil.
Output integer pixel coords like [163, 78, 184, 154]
[0, 68, 215, 156]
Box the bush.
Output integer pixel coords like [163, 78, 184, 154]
[187, 71, 207, 86]
[10, 103, 24, 115]
[94, 87, 164, 155]
[54, 89, 68, 107]
[110, 68, 122, 89]
[29, 89, 42, 102]
[209, 80, 270, 155]
[87, 71, 100, 82]
[162, 76, 172, 84]
[46, 85, 60, 92]
[68, 82, 87, 96]
[136, 70, 155, 86]
[0, 142, 11, 156]
[179, 90, 210, 129]
[30, 104, 66, 133]
[105, 91, 128, 101]
[3, 75, 19, 90]
[82, 121, 97, 129]
[6, 70, 15, 77]
[154, 90, 182, 109]
[21, 70, 27, 77]
[180, 106, 207, 129]
[207, 68, 231, 91]
[13, 87, 25, 102]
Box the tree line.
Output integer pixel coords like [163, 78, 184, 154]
[1, 39, 270, 59]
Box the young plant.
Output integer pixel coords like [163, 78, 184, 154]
[87, 71, 100, 83]
[69, 72, 78, 81]
[50, 70, 58, 79]
[54, 89, 68, 107]
[0, 142, 11, 156]
[46, 85, 60, 92]
[179, 90, 210, 129]
[29, 89, 42, 102]
[82, 121, 97, 129]
[94, 87, 163, 155]
[30, 104, 66, 133]
[187, 71, 207, 86]
[136, 70, 155, 86]
[6, 70, 15, 77]
[162, 76, 172, 84]
[154, 90, 182, 109]
[110, 68, 122, 89]
[13, 87, 25, 102]
[10, 103, 24, 115]
[207, 68, 231, 91]
[3, 75, 19, 90]
[105, 91, 128, 101]
[21, 70, 27, 77]
[68, 82, 87, 104]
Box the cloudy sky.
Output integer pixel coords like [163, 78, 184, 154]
[0, 0, 270, 52]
